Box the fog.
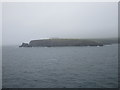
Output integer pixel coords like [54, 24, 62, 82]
[0, 3, 2, 90]
[2, 2, 118, 45]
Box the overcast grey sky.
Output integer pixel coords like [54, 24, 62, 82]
[2, 2, 118, 45]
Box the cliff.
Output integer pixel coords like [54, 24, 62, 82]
[19, 38, 118, 47]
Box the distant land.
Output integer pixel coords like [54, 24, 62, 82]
[19, 38, 118, 47]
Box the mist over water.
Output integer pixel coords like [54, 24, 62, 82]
[2, 2, 118, 45]
[2, 2, 118, 88]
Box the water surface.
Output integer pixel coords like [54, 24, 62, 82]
[2, 44, 118, 88]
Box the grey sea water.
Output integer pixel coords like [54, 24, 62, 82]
[2, 44, 118, 88]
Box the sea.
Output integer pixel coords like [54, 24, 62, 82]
[2, 44, 118, 88]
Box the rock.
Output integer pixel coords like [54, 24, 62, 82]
[19, 43, 31, 47]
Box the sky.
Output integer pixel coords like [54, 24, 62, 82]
[2, 2, 118, 45]
[0, 3, 2, 47]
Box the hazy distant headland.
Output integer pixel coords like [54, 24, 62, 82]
[19, 38, 118, 47]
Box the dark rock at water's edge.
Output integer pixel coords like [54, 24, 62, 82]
[19, 43, 31, 47]
[19, 38, 118, 47]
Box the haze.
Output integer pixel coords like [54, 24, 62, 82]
[2, 2, 118, 45]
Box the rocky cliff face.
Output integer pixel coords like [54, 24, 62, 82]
[29, 39, 104, 47]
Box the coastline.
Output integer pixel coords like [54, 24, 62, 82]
[19, 38, 118, 47]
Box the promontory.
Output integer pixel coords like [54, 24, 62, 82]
[19, 38, 118, 47]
